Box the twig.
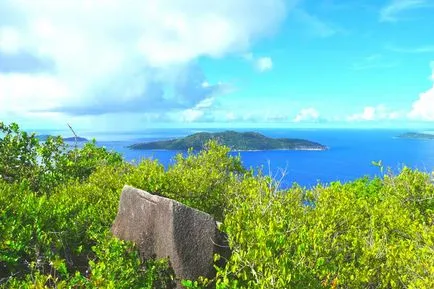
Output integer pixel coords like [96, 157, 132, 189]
[67, 123, 78, 163]
[66, 123, 78, 149]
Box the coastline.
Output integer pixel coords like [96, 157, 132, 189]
[231, 147, 327, 152]
[129, 147, 328, 152]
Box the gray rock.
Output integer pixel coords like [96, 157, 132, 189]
[111, 185, 229, 286]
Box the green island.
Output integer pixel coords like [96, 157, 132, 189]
[36, 134, 89, 142]
[398, 132, 434, 140]
[128, 130, 327, 151]
[1, 122, 434, 288]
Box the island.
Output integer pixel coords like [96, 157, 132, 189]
[63, 136, 88, 142]
[398, 132, 434, 140]
[36, 135, 88, 142]
[128, 131, 327, 151]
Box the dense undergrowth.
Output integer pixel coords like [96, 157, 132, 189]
[0, 122, 433, 288]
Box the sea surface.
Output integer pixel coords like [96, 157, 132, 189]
[57, 128, 434, 189]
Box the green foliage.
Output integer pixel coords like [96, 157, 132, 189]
[62, 140, 123, 183]
[3, 237, 176, 289]
[216, 170, 434, 288]
[1, 122, 434, 288]
[164, 140, 245, 221]
[215, 176, 322, 289]
[0, 122, 40, 189]
[87, 237, 176, 289]
[0, 123, 173, 288]
[0, 122, 122, 193]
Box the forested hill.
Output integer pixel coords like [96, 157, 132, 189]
[129, 130, 327, 151]
[36, 135, 89, 142]
[398, 132, 434, 140]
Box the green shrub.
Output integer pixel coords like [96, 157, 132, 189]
[0, 122, 122, 193]
[3, 237, 176, 289]
[216, 170, 434, 288]
[2, 122, 434, 288]
[0, 122, 41, 189]
[164, 140, 245, 221]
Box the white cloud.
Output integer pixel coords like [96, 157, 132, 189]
[408, 62, 434, 121]
[0, 26, 22, 53]
[408, 88, 434, 120]
[256, 57, 273, 72]
[347, 105, 400, 121]
[194, 97, 215, 109]
[225, 112, 237, 121]
[175, 95, 219, 123]
[0, 73, 69, 114]
[348, 107, 376, 121]
[181, 109, 205, 123]
[293, 108, 319, 122]
[347, 63, 434, 123]
[181, 109, 292, 123]
[380, 0, 432, 22]
[243, 53, 273, 72]
[0, 0, 288, 122]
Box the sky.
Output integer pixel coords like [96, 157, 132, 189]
[0, 0, 434, 131]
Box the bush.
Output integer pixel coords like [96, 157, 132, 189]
[2, 122, 434, 288]
[216, 170, 434, 288]
[164, 140, 245, 221]
[0, 122, 122, 193]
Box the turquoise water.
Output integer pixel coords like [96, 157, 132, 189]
[59, 128, 434, 189]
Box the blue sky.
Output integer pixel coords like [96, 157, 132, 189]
[0, 0, 433, 130]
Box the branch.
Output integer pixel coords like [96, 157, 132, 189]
[67, 123, 78, 163]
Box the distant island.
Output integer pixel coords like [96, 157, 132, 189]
[36, 135, 89, 142]
[63, 136, 88, 142]
[398, 132, 434, 140]
[129, 131, 327, 151]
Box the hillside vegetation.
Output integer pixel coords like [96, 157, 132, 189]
[36, 135, 89, 142]
[398, 132, 434, 140]
[1, 122, 433, 288]
[128, 131, 327, 151]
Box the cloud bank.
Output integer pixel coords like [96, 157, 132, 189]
[408, 62, 434, 121]
[0, 0, 287, 121]
[293, 108, 320, 122]
[347, 105, 400, 121]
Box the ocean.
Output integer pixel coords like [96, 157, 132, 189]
[62, 128, 434, 189]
